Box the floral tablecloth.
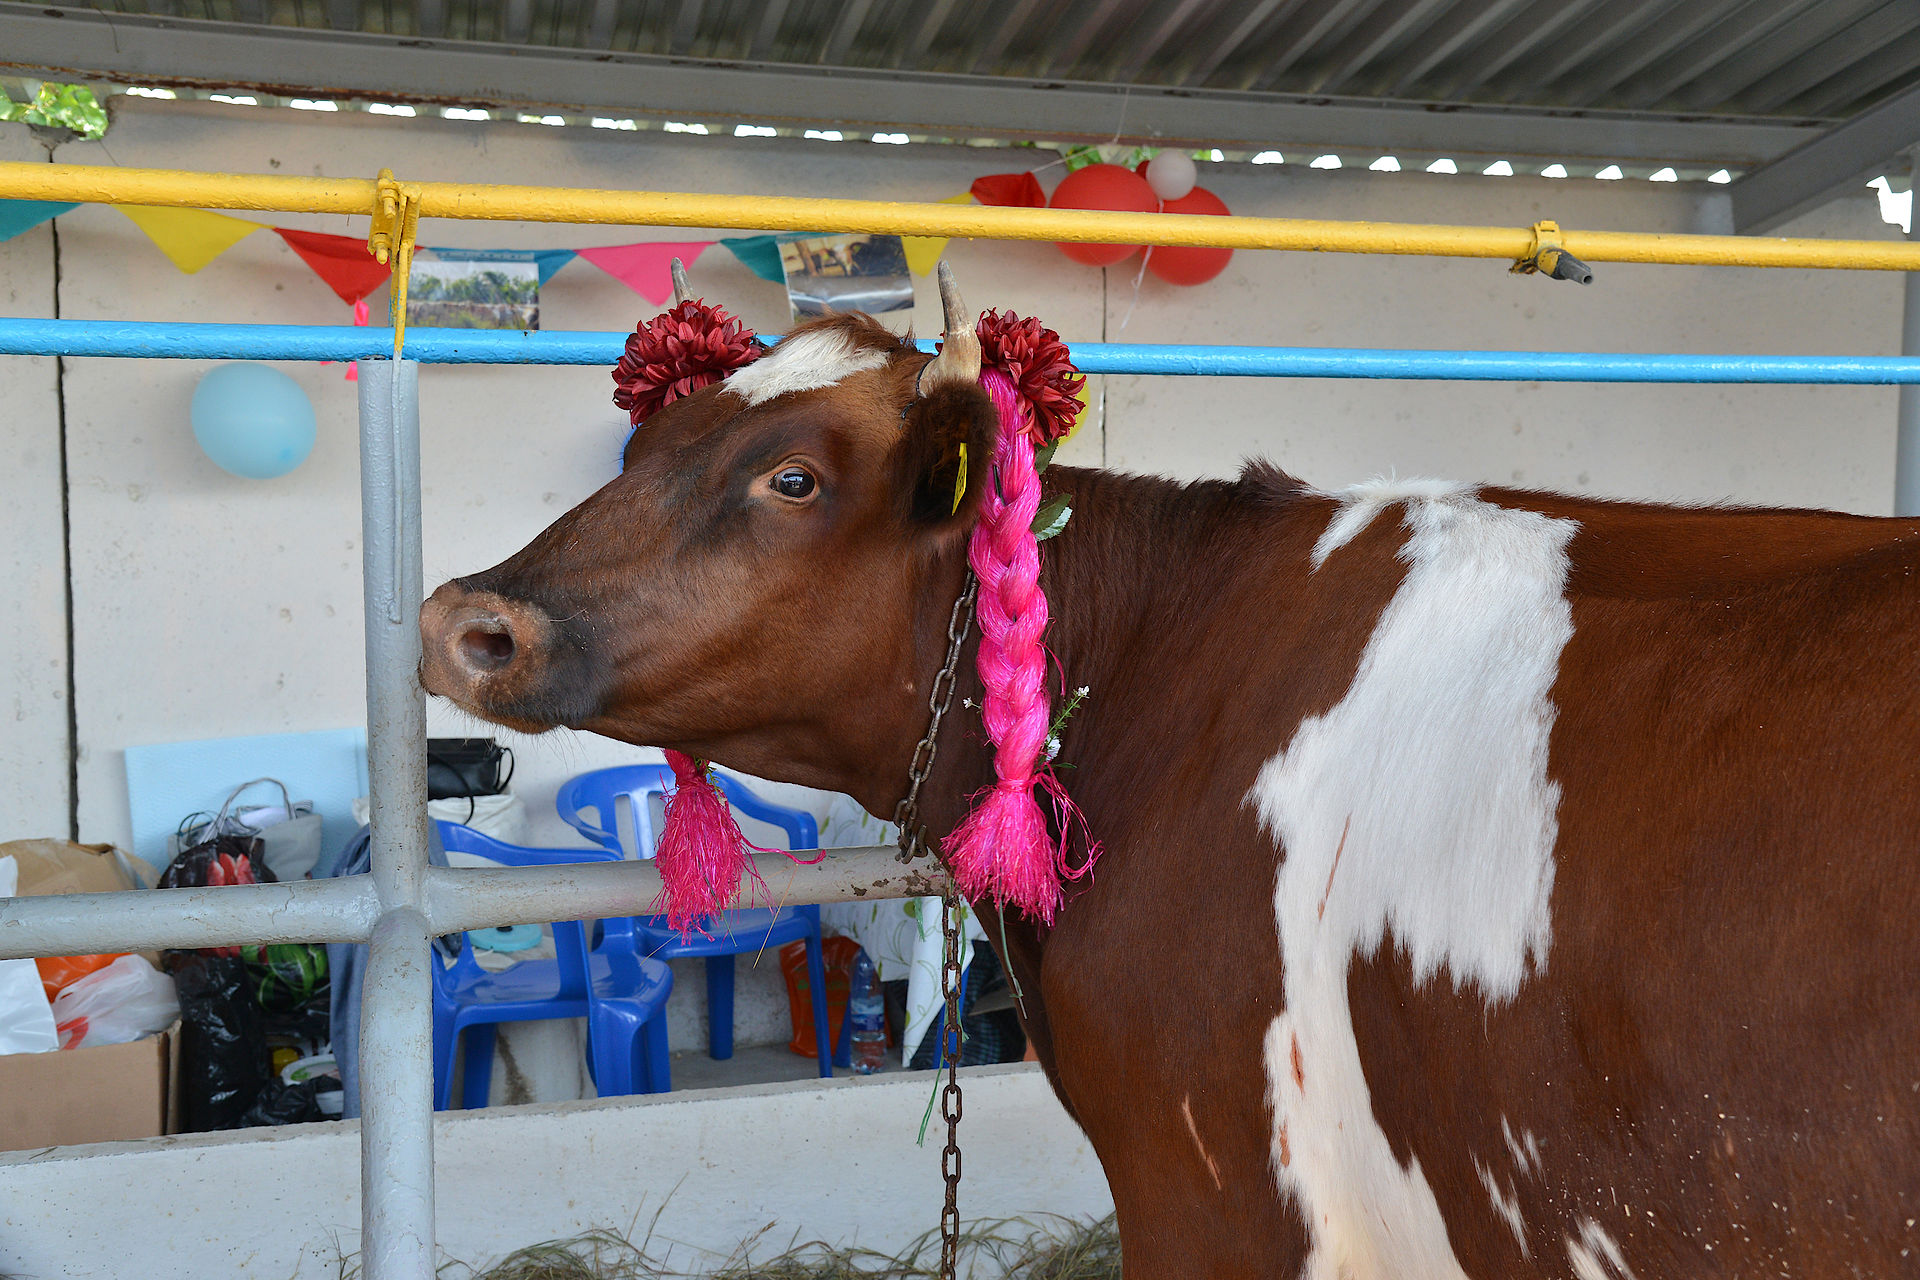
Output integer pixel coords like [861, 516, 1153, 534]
[816, 795, 984, 1067]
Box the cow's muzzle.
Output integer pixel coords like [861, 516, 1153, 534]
[418, 582, 555, 718]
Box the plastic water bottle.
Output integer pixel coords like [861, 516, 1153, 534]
[848, 948, 886, 1075]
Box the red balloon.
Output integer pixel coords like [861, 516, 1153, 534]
[1049, 163, 1157, 267]
[1148, 186, 1233, 286]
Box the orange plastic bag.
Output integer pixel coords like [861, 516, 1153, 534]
[35, 953, 125, 1002]
[778, 935, 867, 1059]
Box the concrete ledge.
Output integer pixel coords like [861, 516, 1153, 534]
[0, 1063, 1112, 1278]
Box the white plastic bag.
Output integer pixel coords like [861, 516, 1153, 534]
[51, 954, 179, 1050]
[352, 791, 531, 857]
[0, 855, 59, 1055]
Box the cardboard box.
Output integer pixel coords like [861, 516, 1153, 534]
[2, 839, 151, 897]
[0, 1021, 180, 1152]
[1, 841, 179, 1150]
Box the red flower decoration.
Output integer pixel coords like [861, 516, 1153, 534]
[612, 300, 762, 426]
[973, 310, 1085, 446]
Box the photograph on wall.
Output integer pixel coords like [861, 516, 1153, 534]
[778, 233, 913, 321]
[405, 256, 540, 330]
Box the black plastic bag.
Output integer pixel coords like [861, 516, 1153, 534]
[165, 952, 271, 1132]
[239, 1076, 328, 1127]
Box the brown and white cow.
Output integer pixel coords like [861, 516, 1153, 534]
[419, 277, 1920, 1279]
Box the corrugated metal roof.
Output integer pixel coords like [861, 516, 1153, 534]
[65, 0, 1914, 122]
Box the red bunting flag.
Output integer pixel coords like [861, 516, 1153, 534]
[577, 241, 714, 305]
[274, 227, 393, 305]
[970, 172, 1046, 209]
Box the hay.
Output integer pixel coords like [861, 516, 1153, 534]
[334, 1215, 1119, 1280]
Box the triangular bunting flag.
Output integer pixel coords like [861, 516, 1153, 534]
[970, 172, 1046, 209]
[720, 234, 788, 285]
[580, 241, 714, 304]
[118, 205, 263, 274]
[424, 246, 578, 286]
[274, 227, 394, 305]
[903, 193, 974, 277]
[0, 199, 78, 243]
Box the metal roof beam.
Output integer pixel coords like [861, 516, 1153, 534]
[0, 2, 1822, 165]
[1728, 75, 1920, 231]
[819, 0, 873, 65]
[584, 0, 617, 48]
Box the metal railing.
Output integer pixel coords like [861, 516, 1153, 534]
[10, 319, 1920, 382]
[0, 349, 936, 1280]
[7, 160, 1920, 271]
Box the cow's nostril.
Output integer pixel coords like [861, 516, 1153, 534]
[459, 625, 516, 671]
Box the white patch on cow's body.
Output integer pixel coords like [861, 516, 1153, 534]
[1311, 477, 1469, 568]
[1476, 1156, 1529, 1256]
[720, 329, 890, 405]
[1253, 482, 1577, 1280]
[1503, 1115, 1542, 1177]
[1567, 1218, 1637, 1280]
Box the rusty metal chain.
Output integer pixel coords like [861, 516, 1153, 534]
[887, 571, 976, 1280]
[938, 881, 965, 1280]
[893, 572, 978, 863]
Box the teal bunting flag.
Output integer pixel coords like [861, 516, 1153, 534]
[720, 234, 792, 285]
[0, 199, 79, 243]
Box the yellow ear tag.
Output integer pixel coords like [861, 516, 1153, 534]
[951, 443, 969, 514]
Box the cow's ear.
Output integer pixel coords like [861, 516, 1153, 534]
[895, 376, 999, 527]
[894, 262, 993, 528]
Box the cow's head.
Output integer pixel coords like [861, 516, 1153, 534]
[418, 267, 998, 806]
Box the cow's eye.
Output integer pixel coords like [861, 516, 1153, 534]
[772, 467, 816, 499]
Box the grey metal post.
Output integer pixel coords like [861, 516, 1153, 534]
[1899, 154, 1920, 517]
[357, 357, 436, 1279]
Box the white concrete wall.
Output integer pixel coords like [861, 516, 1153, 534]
[0, 1064, 1110, 1279]
[1, 97, 1906, 1047]
[0, 125, 71, 841]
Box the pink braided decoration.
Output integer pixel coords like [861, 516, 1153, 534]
[941, 369, 1097, 925]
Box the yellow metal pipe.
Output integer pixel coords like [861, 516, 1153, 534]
[7, 160, 1920, 271]
[0, 163, 376, 215]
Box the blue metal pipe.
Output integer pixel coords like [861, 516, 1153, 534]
[5, 317, 1920, 383]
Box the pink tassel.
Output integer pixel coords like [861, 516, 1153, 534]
[942, 370, 1099, 926]
[653, 749, 768, 938]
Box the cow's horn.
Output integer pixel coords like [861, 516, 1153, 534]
[919, 261, 981, 393]
[671, 257, 694, 306]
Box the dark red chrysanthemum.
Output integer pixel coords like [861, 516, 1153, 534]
[611, 299, 762, 426]
[973, 310, 1085, 446]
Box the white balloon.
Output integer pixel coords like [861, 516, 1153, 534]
[1145, 151, 1198, 202]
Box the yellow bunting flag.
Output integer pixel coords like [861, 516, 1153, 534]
[903, 193, 974, 277]
[117, 205, 263, 274]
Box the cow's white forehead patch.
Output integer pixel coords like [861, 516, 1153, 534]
[1253, 484, 1578, 1279]
[721, 328, 892, 406]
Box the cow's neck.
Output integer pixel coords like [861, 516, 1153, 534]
[902, 463, 1261, 830]
[890, 463, 1266, 1069]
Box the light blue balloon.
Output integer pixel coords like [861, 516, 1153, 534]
[190, 362, 317, 479]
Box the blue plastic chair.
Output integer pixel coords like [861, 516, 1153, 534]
[555, 764, 836, 1077]
[431, 821, 676, 1108]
